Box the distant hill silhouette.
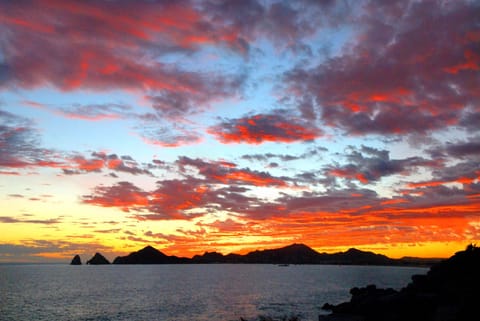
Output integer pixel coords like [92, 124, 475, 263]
[320, 244, 480, 321]
[113, 245, 187, 264]
[109, 243, 441, 265]
[86, 252, 110, 265]
[325, 248, 393, 265]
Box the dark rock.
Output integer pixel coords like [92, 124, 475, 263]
[86, 252, 110, 265]
[320, 244, 480, 321]
[70, 254, 82, 265]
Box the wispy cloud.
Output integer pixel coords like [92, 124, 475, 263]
[0, 216, 61, 225]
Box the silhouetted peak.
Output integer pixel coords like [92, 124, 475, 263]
[139, 245, 165, 255]
[345, 248, 362, 254]
[112, 245, 184, 264]
[70, 254, 82, 265]
[284, 243, 314, 251]
[86, 252, 110, 265]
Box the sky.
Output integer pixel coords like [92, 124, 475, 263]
[0, 0, 479, 263]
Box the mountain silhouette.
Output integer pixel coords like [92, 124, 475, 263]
[113, 245, 187, 264]
[242, 243, 325, 264]
[109, 243, 436, 265]
[325, 248, 393, 265]
[86, 252, 110, 265]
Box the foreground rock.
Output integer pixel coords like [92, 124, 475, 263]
[86, 252, 110, 265]
[320, 244, 480, 321]
[70, 254, 82, 265]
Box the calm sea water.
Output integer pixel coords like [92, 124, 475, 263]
[0, 264, 427, 321]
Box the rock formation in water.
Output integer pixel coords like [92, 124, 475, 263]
[86, 252, 110, 265]
[70, 254, 82, 265]
[320, 244, 480, 321]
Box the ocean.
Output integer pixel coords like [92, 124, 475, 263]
[0, 264, 427, 321]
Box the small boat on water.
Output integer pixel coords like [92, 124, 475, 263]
[278, 264, 289, 267]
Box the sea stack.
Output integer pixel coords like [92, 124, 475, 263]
[70, 254, 82, 265]
[86, 252, 110, 265]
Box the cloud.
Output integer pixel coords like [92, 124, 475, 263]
[240, 146, 328, 167]
[177, 156, 289, 187]
[409, 137, 480, 188]
[82, 181, 150, 212]
[81, 156, 292, 220]
[0, 1, 245, 122]
[63, 152, 153, 176]
[0, 216, 61, 225]
[430, 137, 480, 160]
[284, 0, 480, 136]
[146, 72, 245, 121]
[406, 160, 480, 189]
[208, 113, 321, 144]
[325, 145, 441, 184]
[23, 100, 132, 121]
[82, 179, 208, 220]
[201, 0, 340, 50]
[139, 126, 203, 148]
[0, 109, 65, 170]
[1, 110, 156, 176]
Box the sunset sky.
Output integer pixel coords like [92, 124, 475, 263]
[1, 0, 479, 263]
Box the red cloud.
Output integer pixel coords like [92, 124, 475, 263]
[208, 113, 321, 144]
[223, 171, 288, 187]
[65, 152, 152, 176]
[82, 179, 210, 220]
[0, 1, 244, 122]
[71, 156, 105, 172]
[82, 181, 150, 212]
[285, 0, 480, 136]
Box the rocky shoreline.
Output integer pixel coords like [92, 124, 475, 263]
[319, 244, 479, 321]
